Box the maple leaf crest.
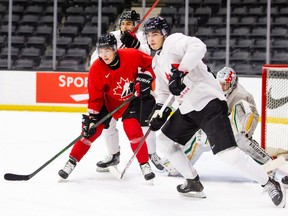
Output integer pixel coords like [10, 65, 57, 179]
[113, 77, 134, 99]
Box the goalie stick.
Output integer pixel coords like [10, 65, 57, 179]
[4, 95, 136, 181]
[120, 94, 174, 179]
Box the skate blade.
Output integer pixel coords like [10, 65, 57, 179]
[179, 191, 206, 199]
[58, 178, 68, 183]
[96, 167, 110, 172]
[108, 166, 121, 179]
[277, 183, 286, 208]
[145, 178, 154, 185]
[168, 172, 183, 177]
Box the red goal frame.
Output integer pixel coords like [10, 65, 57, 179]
[261, 64, 288, 154]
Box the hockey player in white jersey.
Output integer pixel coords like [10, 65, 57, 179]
[183, 67, 272, 165]
[90, 9, 166, 173]
[144, 16, 286, 207]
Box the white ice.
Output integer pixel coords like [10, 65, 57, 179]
[0, 78, 287, 216]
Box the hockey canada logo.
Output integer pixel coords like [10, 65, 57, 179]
[113, 77, 134, 99]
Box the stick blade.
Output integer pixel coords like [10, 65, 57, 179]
[108, 166, 121, 179]
[4, 173, 31, 181]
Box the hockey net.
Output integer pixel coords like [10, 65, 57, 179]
[261, 64, 288, 158]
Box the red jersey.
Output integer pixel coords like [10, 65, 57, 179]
[88, 48, 155, 119]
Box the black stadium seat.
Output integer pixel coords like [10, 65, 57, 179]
[11, 35, 26, 49]
[37, 59, 58, 71]
[45, 48, 66, 60]
[14, 59, 34, 70]
[59, 26, 79, 38]
[1, 47, 19, 60]
[20, 47, 42, 65]
[57, 36, 73, 50]
[71, 37, 92, 52]
[26, 36, 47, 54]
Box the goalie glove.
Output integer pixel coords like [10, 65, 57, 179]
[149, 103, 172, 131]
[168, 65, 187, 96]
[120, 30, 140, 49]
[82, 114, 99, 138]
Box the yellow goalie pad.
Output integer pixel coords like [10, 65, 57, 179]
[231, 99, 256, 137]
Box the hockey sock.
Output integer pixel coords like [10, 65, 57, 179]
[158, 132, 198, 179]
[142, 126, 156, 154]
[123, 118, 149, 164]
[70, 124, 105, 162]
[102, 118, 120, 155]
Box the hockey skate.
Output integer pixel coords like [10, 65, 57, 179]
[58, 157, 77, 179]
[149, 153, 164, 170]
[281, 176, 288, 188]
[177, 175, 206, 198]
[263, 177, 286, 208]
[140, 162, 155, 181]
[96, 152, 120, 172]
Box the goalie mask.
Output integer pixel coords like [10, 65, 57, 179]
[118, 9, 140, 29]
[216, 66, 238, 97]
[143, 16, 170, 38]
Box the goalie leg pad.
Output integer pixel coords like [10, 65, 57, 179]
[234, 132, 271, 164]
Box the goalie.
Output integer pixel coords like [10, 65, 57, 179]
[182, 67, 287, 185]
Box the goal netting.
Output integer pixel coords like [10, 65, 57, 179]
[261, 64, 288, 158]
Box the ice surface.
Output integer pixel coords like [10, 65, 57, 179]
[1, 78, 287, 216]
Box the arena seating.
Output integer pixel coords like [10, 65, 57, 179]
[0, 0, 287, 74]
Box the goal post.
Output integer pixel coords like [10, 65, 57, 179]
[261, 64, 288, 158]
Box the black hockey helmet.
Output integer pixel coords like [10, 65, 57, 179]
[96, 33, 117, 50]
[143, 16, 170, 37]
[118, 9, 140, 26]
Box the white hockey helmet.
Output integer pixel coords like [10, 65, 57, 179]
[216, 66, 237, 96]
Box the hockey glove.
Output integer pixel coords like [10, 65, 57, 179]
[82, 114, 99, 138]
[135, 73, 153, 98]
[168, 65, 187, 96]
[149, 103, 172, 131]
[120, 30, 140, 49]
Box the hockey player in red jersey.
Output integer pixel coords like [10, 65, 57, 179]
[58, 33, 155, 181]
[143, 16, 286, 207]
[90, 10, 168, 173]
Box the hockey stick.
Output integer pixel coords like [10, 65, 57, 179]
[120, 94, 174, 179]
[132, 0, 160, 33]
[119, 0, 160, 48]
[4, 95, 136, 181]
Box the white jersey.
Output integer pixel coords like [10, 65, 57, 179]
[90, 29, 150, 65]
[152, 33, 226, 114]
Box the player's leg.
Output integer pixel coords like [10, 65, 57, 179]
[59, 124, 106, 179]
[141, 95, 165, 170]
[122, 97, 155, 181]
[159, 109, 205, 198]
[96, 118, 121, 172]
[200, 99, 285, 207]
[123, 118, 155, 181]
[59, 106, 111, 179]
